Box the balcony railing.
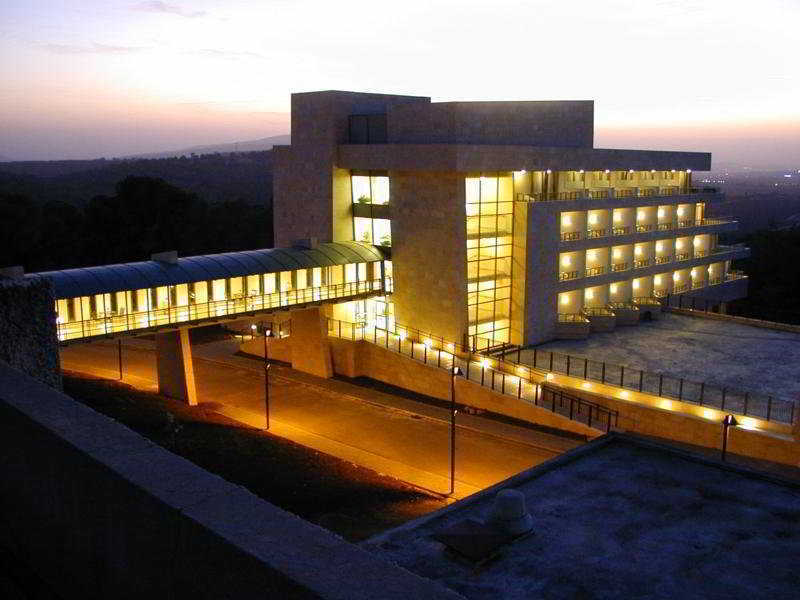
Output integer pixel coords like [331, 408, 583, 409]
[583, 307, 615, 317]
[611, 262, 629, 272]
[586, 228, 607, 239]
[585, 266, 606, 277]
[633, 258, 651, 268]
[612, 226, 631, 236]
[694, 249, 708, 258]
[691, 280, 705, 289]
[636, 223, 654, 232]
[708, 276, 723, 285]
[560, 270, 580, 282]
[673, 282, 689, 293]
[558, 313, 590, 323]
[677, 219, 696, 228]
[675, 252, 690, 261]
[515, 186, 721, 204]
[656, 222, 674, 231]
[561, 231, 581, 241]
[725, 270, 747, 281]
[655, 255, 672, 264]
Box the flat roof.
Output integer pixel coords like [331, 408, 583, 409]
[369, 434, 800, 600]
[338, 144, 711, 172]
[524, 312, 800, 407]
[29, 241, 385, 299]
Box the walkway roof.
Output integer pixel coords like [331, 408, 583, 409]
[30, 242, 386, 299]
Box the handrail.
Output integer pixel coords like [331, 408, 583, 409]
[515, 187, 722, 203]
[325, 316, 614, 432]
[56, 278, 391, 342]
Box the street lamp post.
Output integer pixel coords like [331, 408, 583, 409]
[450, 366, 461, 495]
[721, 414, 738, 461]
[263, 326, 272, 431]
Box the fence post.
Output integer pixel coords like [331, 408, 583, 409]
[767, 396, 772, 421]
[567, 355, 571, 375]
[721, 387, 727, 410]
[518, 378, 522, 399]
[678, 378, 684, 400]
[602, 362, 606, 384]
[501, 373, 506, 395]
[549, 352, 554, 371]
[699, 382, 705, 404]
[338, 320, 341, 339]
[620, 365, 625, 387]
[533, 348, 538, 368]
[587, 405, 593, 429]
[552, 390, 556, 412]
[481, 367, 485, 386]
[517, 347, 521, 363]
[638, 370, 643, 392]
[491, 370, 496, 390]
[743, 392, 749, 415]
[584, 358, 588, 379]
[659, 374, 663, 396]
[569, 397, 574, 420]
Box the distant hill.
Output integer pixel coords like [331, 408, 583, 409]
[121, 135, 291, 159]
[0, 151, 274, 207]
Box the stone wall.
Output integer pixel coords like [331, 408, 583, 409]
[0, 360, 461, 600]
[0, 276, 61, 388]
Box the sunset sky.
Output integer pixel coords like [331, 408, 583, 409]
[1, 0, 798, 167]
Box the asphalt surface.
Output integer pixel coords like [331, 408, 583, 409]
[60, 339, 582, 497]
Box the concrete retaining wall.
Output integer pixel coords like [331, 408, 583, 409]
[0, 277, 61, 389]
[0, 360, 461, 600]
[329, 338, 598, 438]
[548, 383, 800, 468]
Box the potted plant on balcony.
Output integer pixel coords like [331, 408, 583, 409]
[356, 195, 372, 204]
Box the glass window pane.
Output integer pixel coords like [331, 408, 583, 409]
[373, 219, 391, 246]
[354, 217, 372, 243]
[352, 176, 371, 203]
[371, 176, 390, 204]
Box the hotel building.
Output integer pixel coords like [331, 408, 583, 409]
[273, 91, 748, 349]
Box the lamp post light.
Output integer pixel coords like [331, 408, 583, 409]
[450, 366, 462, 495]
[721, 414, 738, 461]
[263, 325, 273, 431]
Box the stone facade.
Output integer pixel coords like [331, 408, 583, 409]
[0, 276, 61, 389]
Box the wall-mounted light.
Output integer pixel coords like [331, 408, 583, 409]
[651, 169, 656, 173]
[693, 237, 701, 246]
[585, 289, 594, 299]
[515, 169, 526, 175]
[610, 284, 618, 294]
[604, 169, 610, 174]
[691, 269, 697, 278]
[562, 215, 572, 226]
[546, 169, 552, 174]
[560, 295, 569, 305]
[613, 248, 621, 259]
[579, 169, 585, 174]
[632, 280, 640, 289]
[588, 213, 598, 225]
[655, 242, 663, 252]
[654, 276, 662, 285]
[613, 211, 622, 222]
[628, 169, 634, 173]
[657, 208, 665, 218]
[673, 272, 680, 281]
[676, 240, 683, 249]
[677, 207, 685, 216]
[707, 266, 713, 273]
[634, 246, 642, 255]
[581, 382, 592, 390]
[637, 210, 645, 221]
[671, 169, 676, 173]
[561, 255, 572, 267]
[587, 250, 596, 261]
[687, 169, 692, 173]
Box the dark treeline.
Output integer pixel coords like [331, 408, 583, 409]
[1, 176, 273, 272]
[727, 229, 800, 324]
[0, 151, 273, 208]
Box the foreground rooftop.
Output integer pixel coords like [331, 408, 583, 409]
[369, 434, 800, 600]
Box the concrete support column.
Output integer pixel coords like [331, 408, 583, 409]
[289, 307, 334, 378]
[719, 302, 727, 315]
[155, 328, 197, 405]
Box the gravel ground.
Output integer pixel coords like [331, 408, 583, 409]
[519, 313, 800, 409]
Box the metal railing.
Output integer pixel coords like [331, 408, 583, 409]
[583, 307, 615, 317]
[612, 226, 631, 236]
[675, 252, 690, 261]
[56, 278, 390, 342]
[586, 228, 607, 239]
[499, 342, 794, 425]
[515, 187, 721, 204]
[560, 271, 580, 282]
[611, 262, 629, 272]
[655, 255, 672, 264]
[561, 231, 581, 241]
[636, 224, 654, 232]
[558, 313, 590, 323]
[585, 266, 605, 277]
[325, 317, 616, 432]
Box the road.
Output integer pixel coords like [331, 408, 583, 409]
[60, 338, 583, 498]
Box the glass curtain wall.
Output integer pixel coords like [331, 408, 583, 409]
[351, 170, 392, 247]
[54, 261, 387, 342]
[465, 172, 514, 348]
